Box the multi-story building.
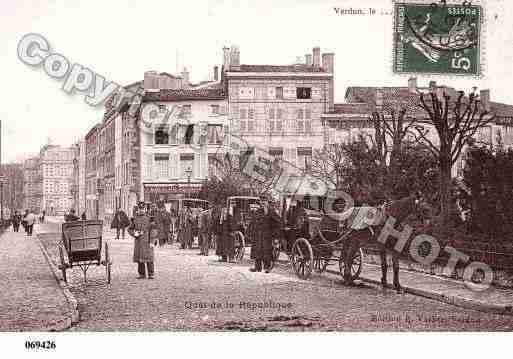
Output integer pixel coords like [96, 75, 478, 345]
[0, 163, 25, 216]
[85, 124, 100, 219]
[39, 144, 74, 215]
[71, 140, 86, 216]
[223, 46, 334, 173]
[133, 68, 229, 204]
[98, 114, 116, 224]
[23, 157, 42, 212]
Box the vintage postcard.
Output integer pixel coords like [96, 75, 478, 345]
[1, 0, 513, 356]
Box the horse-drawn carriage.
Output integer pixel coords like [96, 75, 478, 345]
[226, 196, 262, 262]
[58, 220, 112, 283]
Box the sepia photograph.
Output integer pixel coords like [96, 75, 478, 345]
[1, 0, 512, 356]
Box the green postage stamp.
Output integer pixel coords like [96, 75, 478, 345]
[393, 1, 482, 76]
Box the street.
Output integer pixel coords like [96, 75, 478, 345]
[35, 222, 513, 331]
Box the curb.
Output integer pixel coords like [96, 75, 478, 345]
[36, 234, 80, 330]
[325, 268, 513, 316]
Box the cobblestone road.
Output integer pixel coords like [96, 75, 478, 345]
[38, 224, 513, 331]
[0, 227, 72, 331]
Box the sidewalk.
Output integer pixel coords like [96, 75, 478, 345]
[0, 226, 75, 331]
[326, 263, 513, 315]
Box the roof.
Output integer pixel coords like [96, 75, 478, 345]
[230, 64, 326, 73]
[490, 102, 513, 117]
[330, 103, 370, 115]
[143, 87, 226, 102]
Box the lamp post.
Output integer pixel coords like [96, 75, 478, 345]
[185, 166, 192, 196]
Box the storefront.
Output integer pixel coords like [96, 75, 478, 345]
[143, 182, 203, 203]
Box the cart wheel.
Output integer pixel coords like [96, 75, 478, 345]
[105, 242, 111, 284]
[58, 245, 67, 283]
[233, 231, 245, 262]
[291, 238, 313, 280]
[339, 247, 363, 281]
[313, 257, 329, 273]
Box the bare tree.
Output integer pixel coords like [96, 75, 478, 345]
[412, 89, 494, 220]
[311, 143, 346, 190]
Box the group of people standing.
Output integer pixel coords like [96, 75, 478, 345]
[10, 209, 36, 236]
[121, 198, 283, 280]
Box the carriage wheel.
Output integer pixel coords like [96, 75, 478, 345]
[58, 245, 67, 283]
[313, 257, 329, 273]
[339, 247, 363, 281]
[291, 238, 313, 280]
[233, 231, 245, 262]
[105, 242, 111, 284]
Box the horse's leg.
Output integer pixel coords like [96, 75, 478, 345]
[379, 248, 388, 288]
[343, 241, 355, 285]
[392, 253, 401, 292]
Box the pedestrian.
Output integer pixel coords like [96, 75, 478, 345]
[219, 206, 234, 262]
[182, 208, 194, 249]
[11, 211, 21, 232]
[250, 200, 281, 273]
[155, 206, 171, 246]
[211, 205, 223, 259]
[22, 209, 28, 233]
[111, 207, 130, 240]
[128, 203, 158, 279]
[198, 208, 211, 256]
[81, 212, 87, 220]
[41, 210, 46, 223]
[25, 209, 36, 237]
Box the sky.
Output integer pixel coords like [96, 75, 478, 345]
[1, 0, 512, 163]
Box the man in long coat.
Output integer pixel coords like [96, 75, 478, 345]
[111, 208, 130, 240]
[250, 200, 281, 273]
[198, 209, 211, 256]
[128, 205, 158, 279]
[211, 206, 223, 259]
[155, 207, 171, 246]
[219, 207, 234, 262]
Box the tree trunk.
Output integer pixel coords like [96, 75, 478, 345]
[439, 159, 452, 221]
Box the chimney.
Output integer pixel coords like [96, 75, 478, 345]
[181, 67, 189, 85]
[480, 89, 490, 111]
[223, 46, 230, 70]
[213, 66, 219, 81]
[305, 54, 313, 66]
[322, 53, 334, 73]
[312, 47, 321, 68]
[230, 45, 240, 70]
[408, 77, 417, 93]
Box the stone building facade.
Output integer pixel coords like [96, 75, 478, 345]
[85, 124, 100, 219]
[71, 140, 86, 216]
[23, 157, 42, 212]
[39, 144, 74, 215]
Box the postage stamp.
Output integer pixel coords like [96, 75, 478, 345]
[393, 1, 482, 76]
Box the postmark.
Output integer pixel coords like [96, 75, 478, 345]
[393, 1, 482, 76]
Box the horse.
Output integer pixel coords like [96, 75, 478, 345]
[340, 194, 423, 292]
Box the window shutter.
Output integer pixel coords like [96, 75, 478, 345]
[268, 108, 275, 119]
[144, 153, 153, 180]
[193, 153, 200, 179]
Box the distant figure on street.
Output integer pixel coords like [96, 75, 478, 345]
[65, 209, 80, 222]
[81, 212, 87, 220]
[111, 208, 130, 240]
[22, 209, 29, 233]
[128, 203, 158, 279]
[11, 211, 21, 232]
[219, 206, 234, 262]
[155, 207, 171, 246]
[40, 210, 46, 223]
[25, 210, 36, 237]
[198, 208, 212, 256]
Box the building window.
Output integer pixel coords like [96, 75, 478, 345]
[184, 124, 194, 144]
[155, 154, 170, 178]
[240, 120, 247, 132]
[211, 105, 220, 115]
[297, 109, 304, 120]
[247, 121, 255, 132]
[248, 108, 254, 119]
[275, 87, 283, 99]
[239, 108, 247, 120]
[269, 147, 283, 161]
[207, 125, 224, 144]
[297, 87, 311, 99]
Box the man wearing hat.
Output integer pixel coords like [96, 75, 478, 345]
[249, 199, 281, 273]
[128, 203, 159, 279]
